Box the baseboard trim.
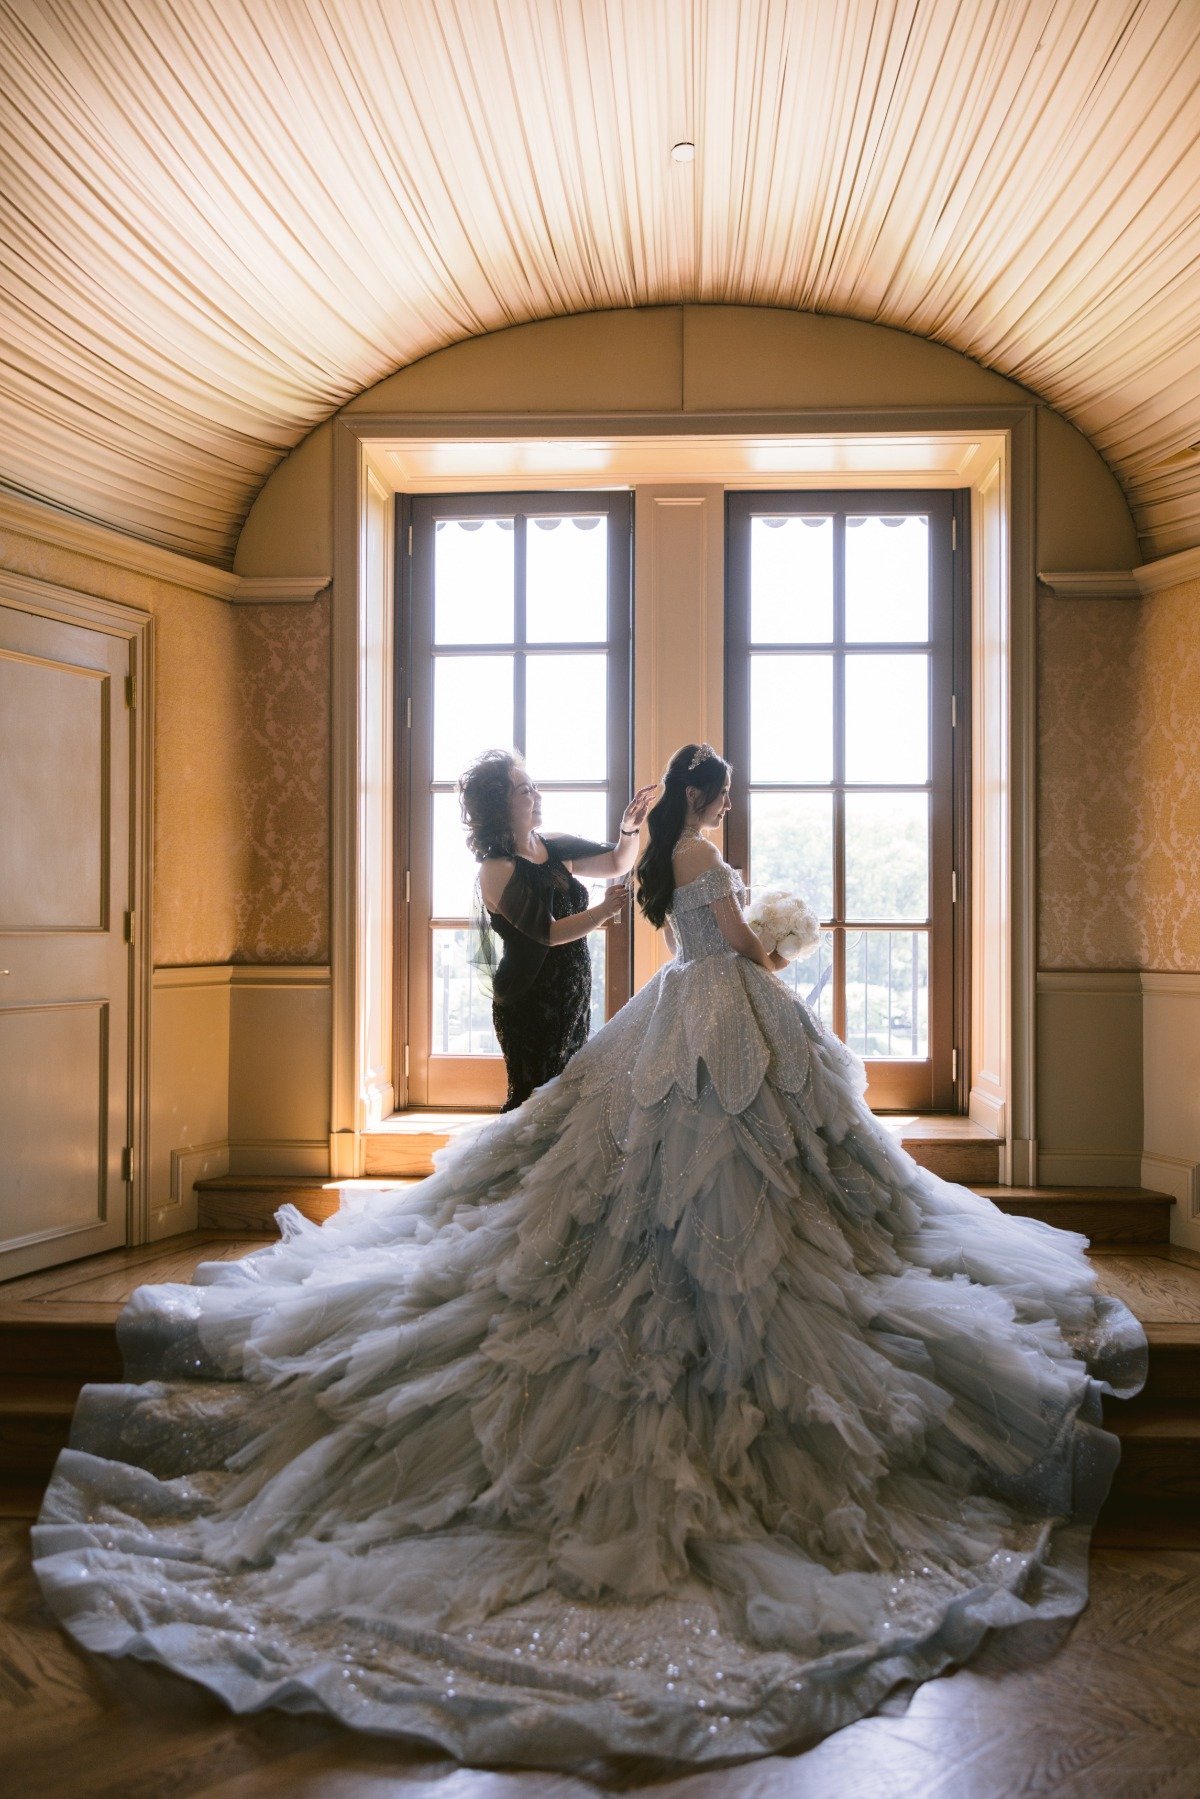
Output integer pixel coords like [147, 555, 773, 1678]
[1039, 1149, 1143, 1186]
[227, 1138, 330, 1177]
[154, 964, 331, 989]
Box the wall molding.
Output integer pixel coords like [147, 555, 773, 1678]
[0, 485, 239, 600]
[1134, 543, 1200, 595]
[1037, 570, 1139, 599]
[1037, 968, 1143, 994]
[231, 575, 331, 604]
[1040, 1148, 1143, 1185]
[1141, 971, 1200, 997]
[154, 963, 331, 989]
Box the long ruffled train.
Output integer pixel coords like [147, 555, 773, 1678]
[32, 953, 1146, 1765]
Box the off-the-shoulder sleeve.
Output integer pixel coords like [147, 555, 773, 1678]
[671, 863, 743, 913]
[491, 861, 555, 945]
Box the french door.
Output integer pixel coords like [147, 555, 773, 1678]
[400, 492, 633, 1108]
[725, 491, 967, 1111]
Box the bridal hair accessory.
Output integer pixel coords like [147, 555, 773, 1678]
[687, 742, 717, 771]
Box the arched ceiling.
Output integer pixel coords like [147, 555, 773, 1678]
[2, 0, 1198, 567]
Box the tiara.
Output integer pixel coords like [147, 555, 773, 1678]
[687, 742, 716, 771]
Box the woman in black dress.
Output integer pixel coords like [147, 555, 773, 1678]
[459, 750, 655, 1110]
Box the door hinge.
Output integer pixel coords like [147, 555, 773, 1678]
[407, 524, 413, 555]
[950, 871, 958, 904]
[951, 515, 958, 551]
[950, 693, 957, 729]
[406, 696, 412, 729]
[403, 1044, 410, 1078]
[124, 673, 136, 709]
[123, 909, 136, 942]
[404, 869, 411, 903]
[121, 1146, 133, 1182]
[951, 1049, 958, 1082]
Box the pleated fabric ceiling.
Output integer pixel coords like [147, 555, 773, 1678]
[2, 0, 1199, 565]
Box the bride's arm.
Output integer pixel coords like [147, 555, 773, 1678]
[710, 894, 775, 970]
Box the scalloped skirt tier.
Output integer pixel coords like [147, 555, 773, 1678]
[33, 958, 1148, 1766]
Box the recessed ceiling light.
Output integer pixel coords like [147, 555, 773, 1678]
[671, 141, 696, 163]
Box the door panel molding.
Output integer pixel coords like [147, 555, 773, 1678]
[0, 570, 152, 1274]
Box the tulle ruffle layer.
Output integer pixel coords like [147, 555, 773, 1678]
[33, 954, 1146, 1765]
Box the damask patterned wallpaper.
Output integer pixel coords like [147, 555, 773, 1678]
[1039, 580, 1200, 971]
[231, 597, 329, 963]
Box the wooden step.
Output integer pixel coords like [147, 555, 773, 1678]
[363, 1110, 488, 1177]
[0, 1378, 82, 1481]
[1108, 1405, 1200, 1504]
[975, 1186, 1173, 1247]
[0, 1316, 123, 1382]
[197, 1176, 344, 1231]
[884, 1115, 1002, 1184]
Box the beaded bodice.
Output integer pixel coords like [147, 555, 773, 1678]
[668, 862, 744, 963]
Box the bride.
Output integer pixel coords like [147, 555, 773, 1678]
[33, 741, 1146, 1767]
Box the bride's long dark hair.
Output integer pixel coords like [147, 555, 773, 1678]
[635, 743, 731, 929]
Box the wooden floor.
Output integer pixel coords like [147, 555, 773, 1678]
[2, 1519, 1198, 1796]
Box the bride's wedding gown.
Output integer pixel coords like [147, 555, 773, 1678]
[34, 864, 1146, 1765]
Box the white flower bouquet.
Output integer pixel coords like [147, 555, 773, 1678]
[744, 889, 821, 961]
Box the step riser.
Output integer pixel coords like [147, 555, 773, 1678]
[199, 1191, 341, 1231]
[904, 1144, 1001, 1183]
[1111, 1441, 1200, 1503]
[0, 1327, 122, 1383]
[364, 1143, 439, 1178]
[992, 1199, 1171, 1246]
[202, 1184, 1169, 1249]
[0, 1417, 72, 1481]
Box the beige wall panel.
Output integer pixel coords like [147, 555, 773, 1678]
[1036, 975, 1142, 1185]
[1036, 409, 1141, 571]
[632, 487, 724, 990]
[0, 1002, 108, 1241]
[148, 972, 231, 1240]
[347, 307, 684, 417]
[0, 525, 241, 967]
[228, 975, 331, 1174]
[1142, 977, 1200, 1253]
[234, 423, 335, 578]
[1136, 578, 1200, 970]
[0, 650, 104, 929]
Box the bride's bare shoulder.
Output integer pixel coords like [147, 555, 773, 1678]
[671, 837, 721, 885]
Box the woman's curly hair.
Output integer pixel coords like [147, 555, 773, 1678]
[458, 749, 520, 862]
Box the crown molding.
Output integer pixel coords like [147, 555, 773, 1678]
[1037, 570, 1139, 599]
[230, 575, 331, 604]
[1133, 543, 1200, 595]
[0, 485, 239, 599]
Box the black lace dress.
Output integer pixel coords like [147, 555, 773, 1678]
[487, 838, 599, 1112]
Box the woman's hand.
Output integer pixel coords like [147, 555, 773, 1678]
[595, 882, 628, 927]
[768, 949, 788, 973]
[619, 784, 657, 835]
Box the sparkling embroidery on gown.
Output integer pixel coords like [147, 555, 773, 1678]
[33, 862, 1147, 1767]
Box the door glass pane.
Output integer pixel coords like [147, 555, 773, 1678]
[845, 792, 929, 921]
[432, 790, 481, 918]
[434, 518, 514, 644]
[845, 654, 929, 783]
[751, 515, 834, 642]
[433, 656, 513, 780]
[525, 654, 606, 781]
[537, 788, 609, 846]
[527, 515, 607, 643]
[777, 930, 835, 1029]
[750, 655, 833, 782]
[844, 929, 929, 1059]
[748, 791, 833, 920]
[845, 514, 929, 642]
[431, 927, 499, 1055]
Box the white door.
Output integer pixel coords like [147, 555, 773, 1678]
[0, 604, 133, 1278]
